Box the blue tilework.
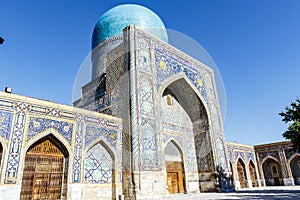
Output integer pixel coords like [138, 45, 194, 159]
[85, 126, 118, 148]
[27, 117, 73, 144]
[0, 110, 13, 139]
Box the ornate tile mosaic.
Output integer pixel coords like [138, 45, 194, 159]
[258, 150, 279, 161]
[72, 115, 84, 183]
[5, 104, 27, 183]
[27, 117, 73, 144]
[0, 110, 13, 140]
[154, 48, 208, 105]
[246, 152, 255, 163]
[140, 119, 157, 168]
[85, 126, 118, 148]
[194, 132, 213, 172]
[235, 151, 245, 161]
[84, 142, 113, 184]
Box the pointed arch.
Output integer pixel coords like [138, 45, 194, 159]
[261, 155, 280, 166]
[84, 139, 116, 161]
[23, 128, 72, 158]
[248, 159, 258, 187]
[164, 138, 184, 155]
[237, 157, 248, 188]
[84, 139, 115, 184]
[20, 134, 69, 199]
[288, 153, 300, 185]
[288, 153, 300, 165]
[261, 157, 283, 186]
[165, 139, 186, 194]
[165, 139, 184, 162]
[157, 72, 211, 123]
[235, 155, 246, 166]
[159, 74, 214, 175]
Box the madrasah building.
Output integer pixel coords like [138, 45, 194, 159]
[0, 4, 299, 200]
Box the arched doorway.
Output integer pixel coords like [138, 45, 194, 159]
[249, 160, 258, 187]
[290, 155, 300, 185]
[262, 158, 283, 186]
[165, 140, 185, 194]
[237, 158, 247, 188]
[161, 78, 212, 174]
[20, 135, 69, 200]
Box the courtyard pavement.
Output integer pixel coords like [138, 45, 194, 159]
[147, 186, 300, 200]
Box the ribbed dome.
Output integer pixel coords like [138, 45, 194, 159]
[92, 4, 168, 49]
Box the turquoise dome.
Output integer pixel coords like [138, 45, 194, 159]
[92, 4, 168, 49]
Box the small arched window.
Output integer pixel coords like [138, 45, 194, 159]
[166, 94, 173, 106]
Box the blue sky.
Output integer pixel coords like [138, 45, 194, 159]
[1, 0, 299, 145]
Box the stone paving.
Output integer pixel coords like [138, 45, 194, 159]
[143, 186, 300, 200]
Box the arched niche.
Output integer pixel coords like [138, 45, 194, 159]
[237, 158, 248, 188]
[289, 154, 300, 185]
[248, 160, 258, 187]
[161, 77, 212, 174]
[84, 140, 115, 184]
[83, 140, 116, 199]
[262, 157, 283, 186]
[20, 134, 69, 200]
[165, 140, 185, 194]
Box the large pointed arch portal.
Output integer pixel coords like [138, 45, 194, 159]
[161, 76, 215, 192]
[162, 78, 213, 173]
[20, 135, 69, 200]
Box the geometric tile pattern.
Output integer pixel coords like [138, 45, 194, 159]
[0, 110, 13, 140]
[134, 33, 159, 170]
[5, 109, 26, 183]
[194, 132, 213, 172]
[152, 36, 228, 169]
[184, 133, 198, 172]
[154, 48, 208, 105]
[85, 126, 118, 148]
[27, 116, 73, 144]
[246, 152, 256, 163]
[235, 151, 246, 161]
[258, 150, 279, 161]
[140, 119, 157, 167]
[84, 142, 113, 184]
[72, 115, 84, 183]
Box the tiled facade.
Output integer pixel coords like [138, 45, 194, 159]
[75, 25, 229, 198]
[227, 141, 300, 190]
[1, 4, 299, 200]
[0, 92, 122, 200]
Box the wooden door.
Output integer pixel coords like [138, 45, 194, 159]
[237, 159, 247, 188]
[167, 172, 178, 194]
[20, 139, 65, 200]
[249, 162, 257, 187]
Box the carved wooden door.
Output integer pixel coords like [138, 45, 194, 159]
[167, 172, 179, 194]
[20, 139, 64, 200]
